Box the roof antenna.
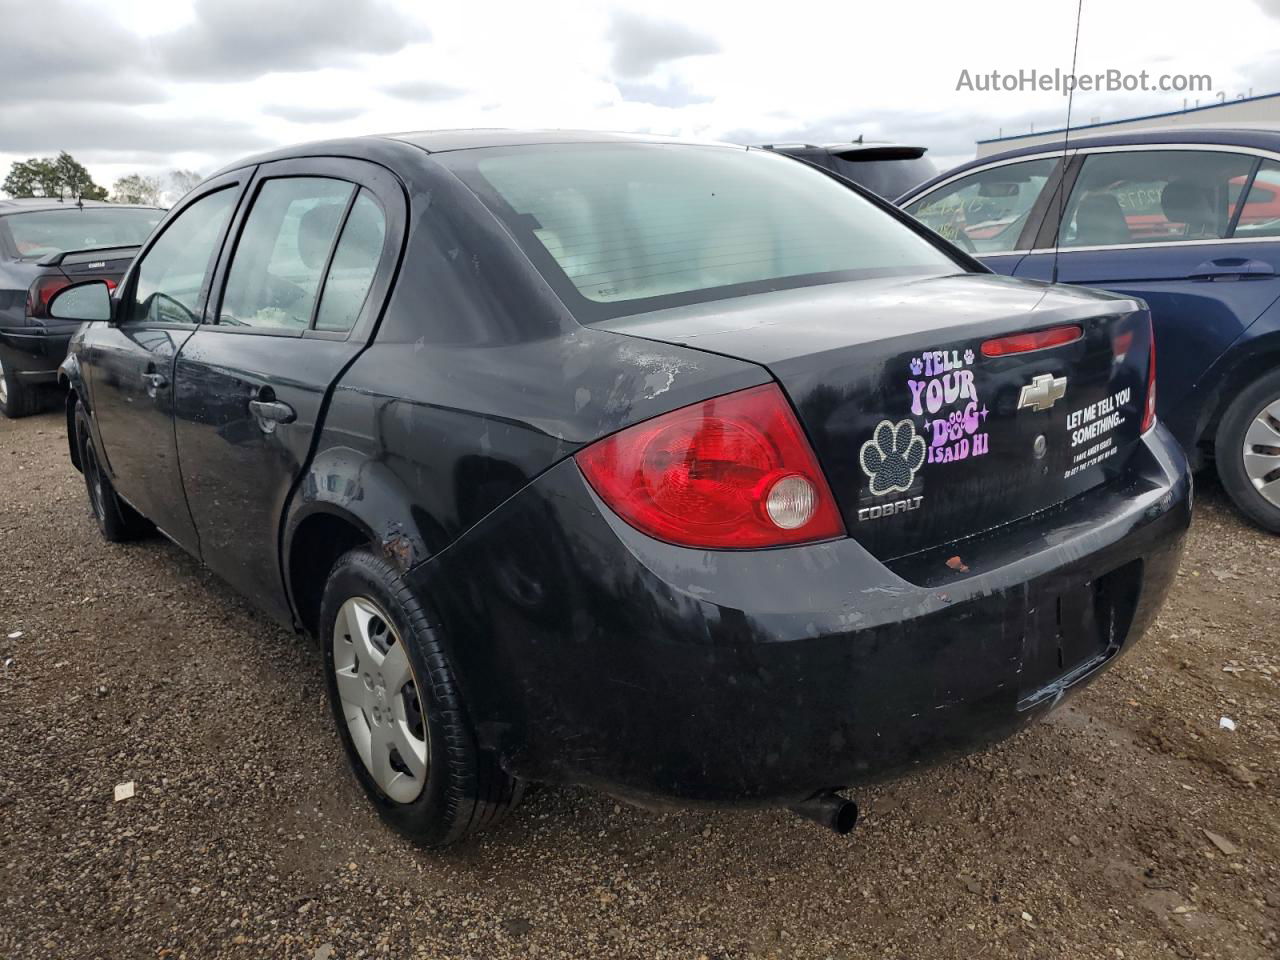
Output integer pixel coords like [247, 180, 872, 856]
[1052, 0, 1085, 286]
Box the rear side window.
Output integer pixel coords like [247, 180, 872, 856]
[1059, 150, 1256, 247]
[1232, 160, 1280, 239]
[444, 143, 958, 321]
[5, 207, 162, 260]
[129, 188, 236, 326]
[218, 177, 354, 330]
[315, 191, 386, 332]
[904, 157, 1057, 253]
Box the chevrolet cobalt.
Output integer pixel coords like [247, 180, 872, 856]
[51, 131, 1190, 845]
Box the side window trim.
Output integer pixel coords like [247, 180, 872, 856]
[1032, 153, 1085, 249]
[1226, 156, 1263, 238]
[120, 175, 250, 327]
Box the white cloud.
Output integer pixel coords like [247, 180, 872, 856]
[2, 0, 1277, 193]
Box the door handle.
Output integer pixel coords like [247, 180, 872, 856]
[142, 372, 168, 388]
[1190, 257, 1276, 281]
[248, 399, 296, 424]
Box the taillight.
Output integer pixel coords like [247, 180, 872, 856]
[26, 275, 72, 319]
[981, 324, 1083, 357]
[574, 383, 845, 549]
[1142, 318, 1157, 433]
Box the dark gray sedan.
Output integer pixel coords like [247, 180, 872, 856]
[0, 198, 162, 417]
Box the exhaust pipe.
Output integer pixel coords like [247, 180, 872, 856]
[789, 790, 858, 835]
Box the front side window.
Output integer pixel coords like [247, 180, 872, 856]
[1059, 150, 1256, 247]
[1232, 159, 1280, 239]
[442, 143, 960, 321]
[129, 188, 237, 326]
[904, 157, 1058, 254]
[4, 207, 163, 260]
[218, 177, 354, 330]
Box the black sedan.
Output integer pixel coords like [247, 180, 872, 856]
[0, 198, 162, 417]
[50, 130, 1191, 846]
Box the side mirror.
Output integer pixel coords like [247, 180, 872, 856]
[48, 280, 114, 324]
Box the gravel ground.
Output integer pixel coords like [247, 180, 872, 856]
[1, 408, 1277, 960]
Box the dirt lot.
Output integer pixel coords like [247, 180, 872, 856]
[1, 408, 1276, 960]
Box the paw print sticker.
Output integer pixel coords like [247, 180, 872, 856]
[909, 356, 923, 376]
[860, 419, 927, 496]
[963, 348, 975, 365]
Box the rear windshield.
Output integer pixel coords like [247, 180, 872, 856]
[833, 156, 937, 200]
[441, 143, 961, 321]
[4, 207, 163, 260]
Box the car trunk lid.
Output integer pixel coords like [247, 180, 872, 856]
[597, 273, 1154, 561]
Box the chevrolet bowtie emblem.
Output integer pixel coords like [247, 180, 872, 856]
[1018, 374, 1068, 412]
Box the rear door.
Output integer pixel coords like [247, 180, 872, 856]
[901, 155, 1064, 277]
[1013, 148, 1280, 408]
[84, 179, 244, 552]
[172, 157, 404, 622]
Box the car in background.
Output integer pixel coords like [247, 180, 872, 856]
[900, 128, 1280, 532]
[0, 198, 163, 417]
[50, 131, 1188, 846]
[760, 139, 936, 199]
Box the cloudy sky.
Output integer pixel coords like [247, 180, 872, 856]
[3, 0, 1280, 195]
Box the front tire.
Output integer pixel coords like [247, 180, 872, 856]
[1215, 368, 1280, 533]
[0, 354, 40, 419]
[74, 401, 152, 541]
[320, 548, 523, 846]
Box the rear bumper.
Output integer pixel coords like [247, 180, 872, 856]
[0, 321, 77, 381]
[413, 423, 1191, 807]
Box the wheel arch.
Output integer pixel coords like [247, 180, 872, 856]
[283, 447, 436, 637]
[58, 359, 86, 473]
[1189, 326, 1280, 465]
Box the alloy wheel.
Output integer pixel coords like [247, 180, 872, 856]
[332, 597, 429, 803]
[1242, 398, 1280, 508]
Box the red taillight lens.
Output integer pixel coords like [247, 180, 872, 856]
[981, 324, 1083, 357]
[1142, 319, 1157, 433]
[574, 383, 845, 549]
[26, 275, 72, 319]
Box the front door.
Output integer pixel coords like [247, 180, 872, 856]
[1013, 149, 1280, 427]
[172, 159, 401, 623]
[85, 181, 243, 553]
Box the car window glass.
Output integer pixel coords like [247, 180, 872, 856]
[455, 144, 957, 317]
[1059, 150, 1255, 247]
[128, 188, 237, 326]
[314, 191, 386, 332]
[5, 208, 163, 260]
[219, 177, 354, 330]
[904, 157, 1057, 253]
[1232, 159, 1280, 239]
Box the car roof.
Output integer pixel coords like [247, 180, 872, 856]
[760, 140, 927, 154]
[900, 125, 1280, 202]
[0, 197, 163, 215]
[208, 128, 743, 179]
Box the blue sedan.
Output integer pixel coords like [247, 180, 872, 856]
[899, 127, 1280, 532]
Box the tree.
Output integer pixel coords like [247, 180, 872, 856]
[167, 169, 202, 199]
[55, 151, 107, 201]
[3, 158, 62, 199]
[112, 173, 164, 205]
[1, 152, 106, 200]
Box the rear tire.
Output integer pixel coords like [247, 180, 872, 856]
[320, 548, 523, 847]
[74, 401, 152, 541]
[1215, 368, 1280, 533]
[0, 354, 40, 419]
